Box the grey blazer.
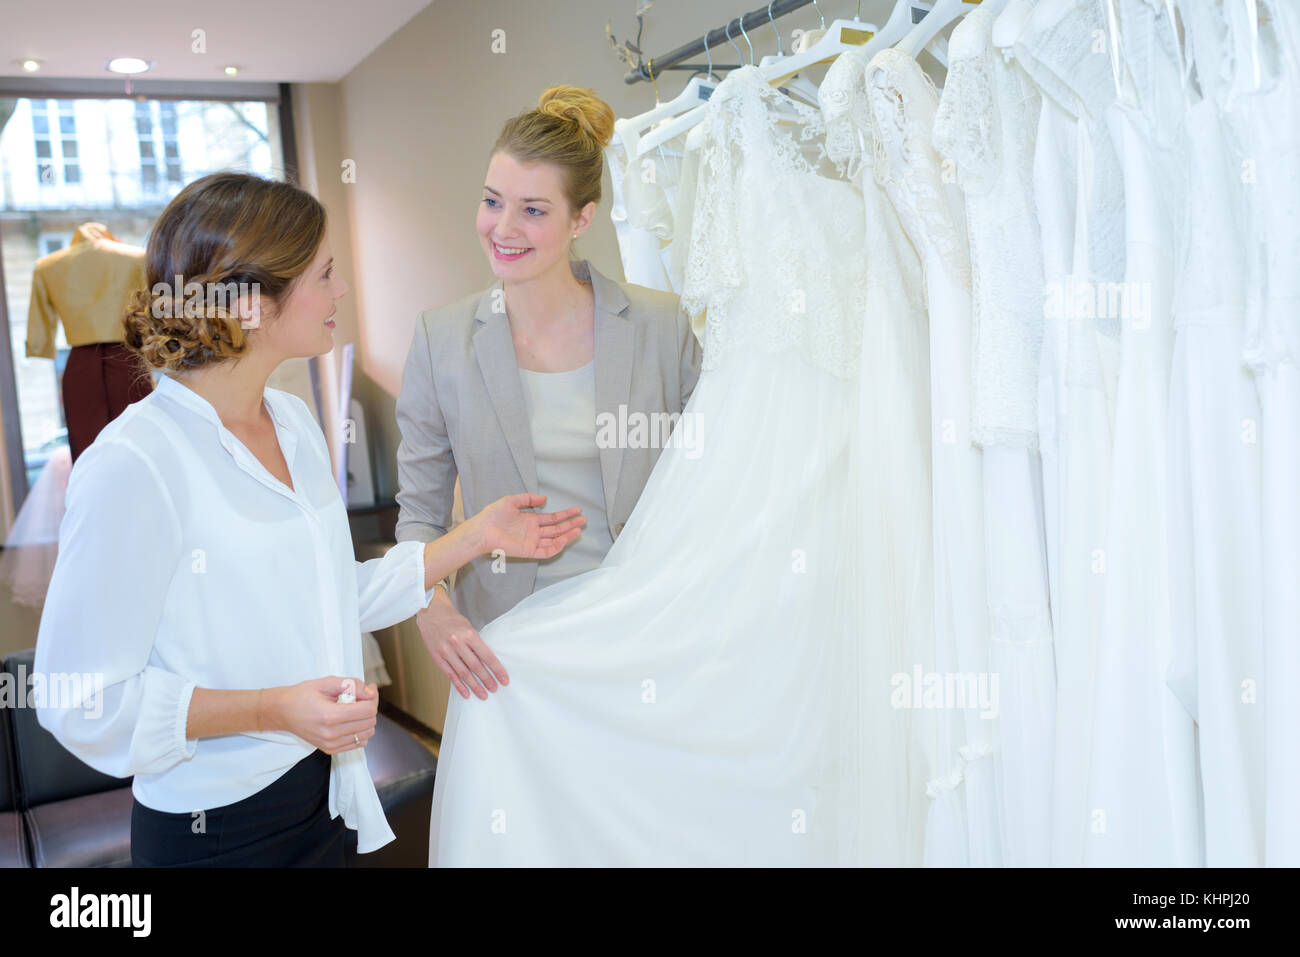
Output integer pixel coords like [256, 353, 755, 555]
[394, 258, 703, 631]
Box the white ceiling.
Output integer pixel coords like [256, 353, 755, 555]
[0, 0, 433, 83]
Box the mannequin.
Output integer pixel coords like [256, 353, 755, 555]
[27, 223, 154, 462]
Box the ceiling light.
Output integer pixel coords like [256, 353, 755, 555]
[224, 66, 239, 76]
[107, 57, 151, 75]
[21, 59, 41, 73]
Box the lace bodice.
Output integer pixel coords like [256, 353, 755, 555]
[933, 5, 1045, 449]
[865, 46, 973, 293]
[679, 65, 868, 379]
[819, 46, 877, 182]
[819, 46, 927, 317]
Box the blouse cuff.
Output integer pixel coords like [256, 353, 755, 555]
[409, 541, 444, 608]
[140, 666, 199, 767]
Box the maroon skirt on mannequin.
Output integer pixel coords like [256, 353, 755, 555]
[61, 342, 154, 463]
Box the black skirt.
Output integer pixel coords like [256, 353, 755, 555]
[130, 749, 346, 867]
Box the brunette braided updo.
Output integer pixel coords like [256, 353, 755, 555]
[123, 172, 326, 373]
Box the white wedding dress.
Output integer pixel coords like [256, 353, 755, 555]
[1217, 0, 1300, 867]
[1166, 0, 1266, 866]
[429, 64, 930, 866]
[866, 45, 997, 867]
[1010, 0, 1123, 866]
[932, 3, 1056, 868]
[1084, 0, 1202, 866]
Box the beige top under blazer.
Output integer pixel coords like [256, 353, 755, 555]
[394, 258, 703, 631]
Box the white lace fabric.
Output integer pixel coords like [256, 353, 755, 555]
[820, 47, 928, 317]
[865, 47, 973, 295]
[934, 5, 1046, 449]
[680, 65, 868, 380]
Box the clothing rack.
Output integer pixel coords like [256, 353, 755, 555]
[623, 0, 820, 84]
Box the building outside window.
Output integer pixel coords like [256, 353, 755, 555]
[0, 95, 283, 495]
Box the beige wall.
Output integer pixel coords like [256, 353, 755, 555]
[307, 0, 898, 498]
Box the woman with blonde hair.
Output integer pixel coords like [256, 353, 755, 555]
[34, 171, 586, 866]
[397, 85, 702, 700]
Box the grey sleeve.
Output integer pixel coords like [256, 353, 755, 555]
[394, 314, 457, 595]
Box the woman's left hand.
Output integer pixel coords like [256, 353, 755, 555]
[470, 492, 586, 560]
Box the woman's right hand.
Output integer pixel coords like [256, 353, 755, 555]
[415, 591, 508, 701]
[271, 677, 378, 754]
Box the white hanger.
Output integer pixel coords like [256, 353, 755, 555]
[897, 0, 980, 64]
[1245, 0, 1263, 91]
[638, 4, 866, 156]
[859, 0, 937, 63]
[620, 39, 719, 137]
[1103, 0, 1127, 102]
[757, 1, 823, 105]
[757, 1, 880, 87]
[634, 20, 748, 157]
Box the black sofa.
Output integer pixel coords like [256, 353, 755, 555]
[0, 648, 436, 867]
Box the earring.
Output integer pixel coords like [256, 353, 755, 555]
[572, 233, 578, 239]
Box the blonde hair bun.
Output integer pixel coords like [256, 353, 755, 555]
[536, 85, 615, 149]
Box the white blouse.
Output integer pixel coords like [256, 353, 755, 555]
[34, 371, 439, 854]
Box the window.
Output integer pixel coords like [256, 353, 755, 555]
[30, 99, 80, 187]
[39, 234, 70, 257]
[136, 101, 184, 195]
[0, 95, 283, 497]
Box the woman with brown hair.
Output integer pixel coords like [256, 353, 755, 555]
[33, 171, 586, 867]
[396, 86, 702, 701]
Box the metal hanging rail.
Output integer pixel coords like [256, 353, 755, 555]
[623, 0, 820, 84]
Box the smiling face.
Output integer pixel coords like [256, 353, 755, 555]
[245, 233, 349, 360]
[477, 151, 594, 281]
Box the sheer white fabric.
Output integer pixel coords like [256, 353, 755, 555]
[604, 129, 673, 292]
[607, 120, 691, 295]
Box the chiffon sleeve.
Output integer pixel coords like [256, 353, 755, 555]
[34, 438, 198, 778]
[354, 540, 441, 633]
